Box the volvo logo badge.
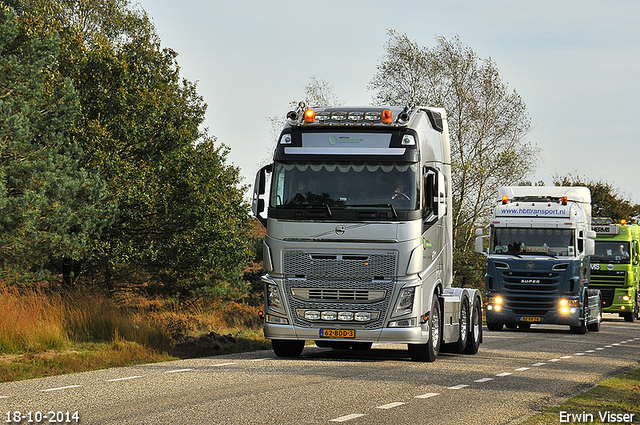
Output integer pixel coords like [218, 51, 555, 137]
[526, 262, 535, 270]
[335, 225, 346, 236]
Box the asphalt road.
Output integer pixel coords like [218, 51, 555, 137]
[1, 314, 639, 425]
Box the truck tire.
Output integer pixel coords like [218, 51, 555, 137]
[570, 295, 588, 334]
[272, 339, 305, 358]
[587, 295, 602, 332]
[623, 295, 636, 322]
[464, 297, 482, 355]
[487, 322, 503, 331]
[408, 295, 441, 362]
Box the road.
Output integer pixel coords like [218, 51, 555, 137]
[1, 315, 639, 425]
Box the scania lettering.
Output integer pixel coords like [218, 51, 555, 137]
[253, 105, 483, 361]
[475, 186, 602, 333]
[590, 218, 640, 321]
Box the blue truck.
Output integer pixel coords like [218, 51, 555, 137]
[475, 186, 602, 334]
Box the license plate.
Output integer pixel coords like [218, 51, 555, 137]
[319, 329, 355, 338]
[520, 316, 541, 322]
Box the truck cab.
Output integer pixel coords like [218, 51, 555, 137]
[590, 218, 640, 321]
[253, 104, 483, 361]
[475, 186, 602, 333]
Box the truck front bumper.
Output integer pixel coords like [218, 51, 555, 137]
[264, 322, 430, 345]
[485, 307, 581, 327]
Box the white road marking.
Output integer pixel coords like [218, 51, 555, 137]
[107, 376, 143, 382]
[475, 378, 494, 383]
[42, 385, 82, 392]
[532, 363, 546, 367]
[549, 359, 561, 362]
[585, 350, 595, 353]
[250, 358, 273, 361]
[613, 343, 621, 346]
[605, 345, 613, 348]
[0, 396, 8, 399]
[561, 356, 573, 359]
[574, 353, 585, 355]
[448, 384, 469, 389]
[330, 414, 366, 422]
[514, 367, 530, 372]
[376, 402, 405, 409]
[213, 362, 237, 367]
[496, 372, 512, 377]
[415, 393, 440, 399]
[595, 347, 605, 351]
[164, 368, 193, 374]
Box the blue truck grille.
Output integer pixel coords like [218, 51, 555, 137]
[499, 270, 563, 315]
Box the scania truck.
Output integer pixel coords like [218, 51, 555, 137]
[252, 104, 482, 362]
[475, 186, 602, 333]
[590, 218, 640, 321]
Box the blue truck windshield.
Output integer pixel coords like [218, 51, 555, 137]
[270, 161, 420, 210]
[491, 228, 576, 257]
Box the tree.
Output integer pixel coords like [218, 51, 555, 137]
[2, 1, 254, 293]
[554, 173, 640, 223]
[369, 31, 539, 287]
[0, 3, 109, 284]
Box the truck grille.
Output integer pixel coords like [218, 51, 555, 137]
[590, 270, 626, 286]
[285, 278, 394, 329]
[499, 270, 563, 316]
[283, 250, 397, 278]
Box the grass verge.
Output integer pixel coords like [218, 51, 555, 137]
[523, 368, 640, 424]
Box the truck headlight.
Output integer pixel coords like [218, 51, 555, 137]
[392, 287, 415, 317]
[559, 298, 579, 314]
[267, 282, 285, 314]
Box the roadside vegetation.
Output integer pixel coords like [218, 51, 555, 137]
[0, 283, 270, 383]
[524, 367, 640, 424]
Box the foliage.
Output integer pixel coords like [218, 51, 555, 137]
[553, 173, 640, 223]
[0, 3, 109, 283]
[0, 1, 253, 292]
[369, 31, 539, 288]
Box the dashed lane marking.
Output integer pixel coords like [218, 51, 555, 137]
[213, 362, 238, 367]
[514, 367, 530, 372]
[532, 363, 546, 367]
[415, 393, 440, 399]
[330, 414, 366, 422]
[475, 378, 494, 383]
[42, 385, 82, 392]
[376, 402, 405, 409]
[448, 384, 469, 390]
[164, 368, 193, 374]
[496, 372, 512, 377]
[107, 376, 143, 382]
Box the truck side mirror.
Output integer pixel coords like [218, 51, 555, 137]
[475, 234, 488, 256]
[252, 164, 272, 227]
[585, 238, 595, 256]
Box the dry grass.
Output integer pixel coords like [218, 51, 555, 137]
[0, 284, 269, 382]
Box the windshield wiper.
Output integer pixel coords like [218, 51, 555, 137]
[348, 204, 398, 218]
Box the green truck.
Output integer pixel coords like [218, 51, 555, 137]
[590, 218, 640, 321]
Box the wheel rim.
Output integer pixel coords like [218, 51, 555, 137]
[431, 307, 440, 349]
[460, 305, 468, 338]
[472, 306, 480, 342]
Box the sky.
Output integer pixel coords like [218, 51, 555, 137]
[136, 0, 640, 203]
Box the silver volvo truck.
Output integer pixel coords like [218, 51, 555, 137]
[253, 104, 482, 361]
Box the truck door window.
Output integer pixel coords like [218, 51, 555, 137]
[422, 168, 437, 222]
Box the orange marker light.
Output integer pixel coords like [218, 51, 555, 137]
[561, 196, 568, 205]
[621, 219, 627, 225]
[382, 109, 392, 123]
[501, 195, 508, 204]
[304, 109, 315, 123]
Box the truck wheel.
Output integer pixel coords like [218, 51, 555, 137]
[464, 297, 482, 355]
[272, 339, 305, 358]
[635, 293, 640, 320]
[408, 294, 441, 362]
[623, 295, 636, 322]
[487, 322, 503, 331]
[570, 295, 588, 334]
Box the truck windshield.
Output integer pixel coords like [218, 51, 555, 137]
[270, 161, 420, 210]
[593, 241, 631, 264]
[491, 228, 576, 257]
